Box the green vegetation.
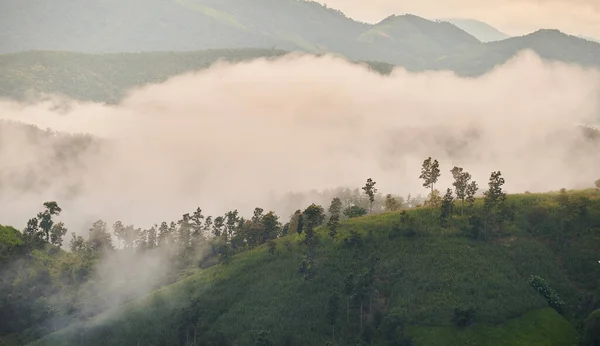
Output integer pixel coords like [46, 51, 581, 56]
[409, 308, 577, 346]
[0, 151, 598, 345]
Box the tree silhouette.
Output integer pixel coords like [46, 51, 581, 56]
[451, 166, 472, 216]
[440, 188, 454, 229]
[327, 197, 342, 240]
[419, 157, 441, 199]
[466, 181, 479, 210]
[362, 178, 378, 214]
[37, 201, 62, 243]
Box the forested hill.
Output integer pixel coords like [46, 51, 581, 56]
[13, 185, 600, 346]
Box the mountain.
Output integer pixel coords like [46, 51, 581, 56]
[0, 0, 366, 54]
[440, 18, 510, 42]
[2, 0, 600, 74]
[2, 28, 600, 104]
[355, 14, 481, 68]
[434, 29, 600, 76]
[25, 188, 600, 346]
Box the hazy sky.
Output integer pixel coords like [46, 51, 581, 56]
[317, 0, 600, 38]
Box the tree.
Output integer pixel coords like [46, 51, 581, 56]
[327, 197, 342, 240]
[302, 204, 325, 243]
[37, 201, 62, 243]
[451, 166, 472, 216]
[326, 292, 340, 341]
[483, 171, 507, 237]
[190, 207, 204, 239]
[424, 189, 442, 208]
[343, 205, 367, 219]
[225, 210, 240, 241]
[262, 211, 281, 242]
[113, 221, 125, 248]
[23, 217, 41, 244]
[419, 157, 441, 198]
[440, 188, 454, 228]
[466, 181, 479, 209]
[362, 178, 378, 214]
[69, 232, 87, 254]
[157, 222, 171, 246]
[203, 216, 213, 238]
[385, 194, 400, 212]
[88, 220, 113, 253]
[288, 210, 303, 235]
[146, 225, 157, 249]
[213, 216, 225, 238]
[50, 222, 68, 247]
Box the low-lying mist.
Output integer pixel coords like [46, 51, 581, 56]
[1, 50, 599, 234]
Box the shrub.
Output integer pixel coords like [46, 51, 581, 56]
[581, 309, 600, 346]
[464, 215, 482, 240]
[452, 308, 475, 327]
[267, 240, 276, 255]
[343, 206, 368, 218]
[343, 230, 364, 248]
[527, 275, 564, 313]
[380, 313, 414, 346]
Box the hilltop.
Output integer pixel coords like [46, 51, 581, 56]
[8, 186, 600, 346]
[434, 29, 600, 76]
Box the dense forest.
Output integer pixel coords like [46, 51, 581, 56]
[1, 142, 600, 345]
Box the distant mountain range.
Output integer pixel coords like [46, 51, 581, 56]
[1, 0, 600, 103]
[439, 18, 510, 42]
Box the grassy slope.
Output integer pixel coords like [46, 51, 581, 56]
[29, 189, 600, 346]
[409, 308, 576, 346]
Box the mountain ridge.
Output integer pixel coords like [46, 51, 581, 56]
[4, 0, 598, 69]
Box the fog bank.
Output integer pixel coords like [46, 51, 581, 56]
[0, 50, 599, 233]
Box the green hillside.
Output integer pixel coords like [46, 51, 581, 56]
[18, 186, 600, 346]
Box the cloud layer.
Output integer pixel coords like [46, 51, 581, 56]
[0, 50, 599, 233]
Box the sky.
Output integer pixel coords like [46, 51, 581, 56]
[317, 0, 600, 39]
